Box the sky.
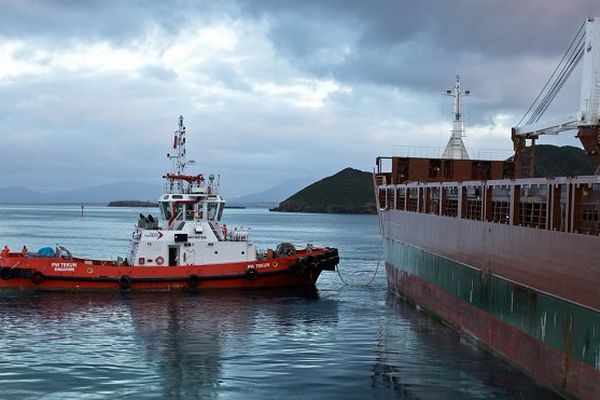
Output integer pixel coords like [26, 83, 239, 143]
[1, 0, 599, 197]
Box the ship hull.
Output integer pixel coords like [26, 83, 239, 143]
[0, 248, 338, 291]
[381, 209, 600, 399]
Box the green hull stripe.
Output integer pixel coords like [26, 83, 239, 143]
[384, 237, 600, 371]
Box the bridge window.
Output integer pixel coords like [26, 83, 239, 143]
[207, 202, 219, 221]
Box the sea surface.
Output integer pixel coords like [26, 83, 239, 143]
[0, 205, 560, 399]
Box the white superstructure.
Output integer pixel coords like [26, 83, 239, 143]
[127, 116, 256, 267]
[441, 75, 470, 160]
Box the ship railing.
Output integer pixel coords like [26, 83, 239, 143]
[376, 175, 600, 236]
[227, 227, 250, 242]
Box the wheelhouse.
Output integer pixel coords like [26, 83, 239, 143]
[159, 193, 225, 227]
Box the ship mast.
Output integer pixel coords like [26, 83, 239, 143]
[442, 75, 470, 160]
[165, 115, 203, 193]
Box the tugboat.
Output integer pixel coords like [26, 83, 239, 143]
[0, 116, 339, 290]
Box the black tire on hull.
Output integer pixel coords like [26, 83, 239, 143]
[0, 267, 13, 281]
[119, 275, 132, 289]
[188, 274, 201, 288]
[245, 268, 257, 280]
[288, 257, 305, 274]
[31, 271, 45, 285]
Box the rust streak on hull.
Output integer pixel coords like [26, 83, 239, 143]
[387, 263, 600, 399]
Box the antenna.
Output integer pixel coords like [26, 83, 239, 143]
[441, 75, 470, 159]
[166, 115, 187, 192]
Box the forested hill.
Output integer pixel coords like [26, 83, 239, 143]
[270, 168, 376, 214]
[533, 145, 594, 177]
[270, 145, 595, 215]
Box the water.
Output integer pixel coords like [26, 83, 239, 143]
[0, 205, 559, 399]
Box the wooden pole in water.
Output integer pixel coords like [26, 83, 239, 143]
[81, 203, 84, 216]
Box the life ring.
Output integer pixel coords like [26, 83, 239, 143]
[155, 256, 165, 266]
[31, 271, 45, 285]
[119, 275, 132, 289]
[188, 274, 201, 288]
[0, 267, 13, 281]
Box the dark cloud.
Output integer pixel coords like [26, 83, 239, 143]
[0, 0, 232, 42]
[243, 0, 600, 119]
[1, 1, 599, 196]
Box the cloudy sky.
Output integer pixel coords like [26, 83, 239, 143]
[1, 0, 599, 197]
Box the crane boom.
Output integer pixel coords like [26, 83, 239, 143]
[513, 17, 600, 137]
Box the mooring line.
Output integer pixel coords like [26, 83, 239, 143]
[335, 240, 383, 287]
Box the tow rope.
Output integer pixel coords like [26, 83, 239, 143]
[335, 240, 382, 287]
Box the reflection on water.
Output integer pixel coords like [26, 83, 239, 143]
[126, 288, 333, 399]
[371, 293, 559, 400]
[0, 287, 560, 399]
[0, 206, 561, 399]
[0, 289, 340, 399]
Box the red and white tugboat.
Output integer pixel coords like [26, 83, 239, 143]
[0, 116, 339, 291]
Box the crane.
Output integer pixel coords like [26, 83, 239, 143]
[512, 17, 600, 176]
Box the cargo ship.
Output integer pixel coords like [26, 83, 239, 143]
[374, 18, 600, 399]
[0, 116, 339, 291]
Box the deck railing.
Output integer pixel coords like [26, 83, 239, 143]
[375, 174, 600, 236]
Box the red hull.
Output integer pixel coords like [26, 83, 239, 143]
[387, 264, 600, 399]
[0, 248, 338, 291]
[381, 210, 600, 312]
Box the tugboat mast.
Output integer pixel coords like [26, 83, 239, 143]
[442, 75, 470, 160]
[168, 115, 187, 192]
[165, 115, 203, 194]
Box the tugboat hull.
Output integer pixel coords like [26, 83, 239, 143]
[0, 248, 339, 291]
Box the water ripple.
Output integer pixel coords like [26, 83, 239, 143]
[0, 206, 560, 399]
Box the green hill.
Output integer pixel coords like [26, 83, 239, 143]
[270, 145, 594, 215]
[270, 168, 376, 214]
[533, 145, 595, 177]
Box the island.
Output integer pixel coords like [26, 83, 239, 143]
[270, 145, 594, 215]
[108, 201, 158, 207]
[270, 167, 377, 214]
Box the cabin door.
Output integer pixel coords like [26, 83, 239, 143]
[168, 246, 180, 266]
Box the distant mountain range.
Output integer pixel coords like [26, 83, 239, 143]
[0, 177, 312, 205]
[228, 177, 313, 206]
[0, 181, 163, 204]
[2, 145, 590, 206]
